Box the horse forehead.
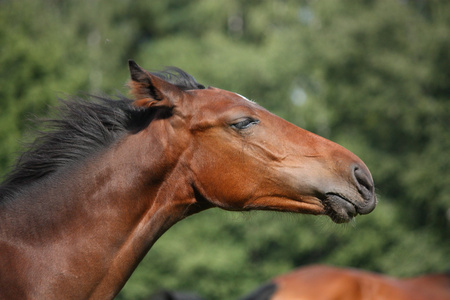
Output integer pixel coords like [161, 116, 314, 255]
[191, 87, 258, 110]
[234, 92, 255, 103]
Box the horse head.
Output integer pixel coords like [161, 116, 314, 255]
[128, 60, 376, 223]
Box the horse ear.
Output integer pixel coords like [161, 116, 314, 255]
[128, 60, 182, 108]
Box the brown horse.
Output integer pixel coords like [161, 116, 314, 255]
[241, 265, 450, 300]
[0, 61, 376, 299]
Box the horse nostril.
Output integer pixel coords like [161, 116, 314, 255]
[353, 165, 374, 201]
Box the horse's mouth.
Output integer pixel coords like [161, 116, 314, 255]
[323, 193, 358, 223]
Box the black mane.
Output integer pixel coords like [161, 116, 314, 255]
[0, 67, 205, 201]
[151, 67, 205, 90]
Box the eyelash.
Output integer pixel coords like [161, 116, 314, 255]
[231, 118, 260, 130]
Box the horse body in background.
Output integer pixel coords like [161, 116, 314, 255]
[241, 265, 450, 300]
[0, 61, 376, 299]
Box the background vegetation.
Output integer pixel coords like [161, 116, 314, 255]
[1, 0, 448, 299]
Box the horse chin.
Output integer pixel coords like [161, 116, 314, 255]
[323, 193, 358, 224]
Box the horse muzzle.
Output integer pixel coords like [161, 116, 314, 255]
[324, 164, 377, 223]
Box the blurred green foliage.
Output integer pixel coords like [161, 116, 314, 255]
[0, 0, 449, 299]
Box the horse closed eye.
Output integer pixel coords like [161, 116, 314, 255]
[231, 118, 260, 130]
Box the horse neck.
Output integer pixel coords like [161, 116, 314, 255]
[0, 129, 198, 299]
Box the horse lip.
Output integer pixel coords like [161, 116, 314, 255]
[323, 193, 358, 223]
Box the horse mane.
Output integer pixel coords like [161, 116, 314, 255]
[238, 282, 277, 300]
[151, 67, 206, 90]
[0, 67, 205, 201]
